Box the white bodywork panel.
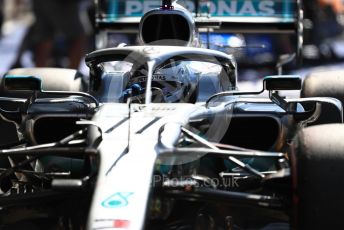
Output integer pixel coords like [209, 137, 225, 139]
[88, 103, 201, 230]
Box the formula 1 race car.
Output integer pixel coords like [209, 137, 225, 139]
[0, 1, 344, 230]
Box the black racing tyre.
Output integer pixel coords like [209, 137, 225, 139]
[291, 124, 344, 229]
[301, 70, 344, 124]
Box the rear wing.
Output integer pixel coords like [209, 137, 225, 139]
[95, 0, 303, 56]
[96, 0, 302, 34]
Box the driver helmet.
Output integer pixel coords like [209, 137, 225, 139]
[124, 62, 198, 103]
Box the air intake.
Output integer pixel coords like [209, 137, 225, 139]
[139, 7, 194, 46]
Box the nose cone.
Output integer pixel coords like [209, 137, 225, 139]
[139, 5, 195, 46]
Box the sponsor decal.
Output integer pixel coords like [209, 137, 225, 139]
[101, 192, 134, 208]
[94, 219, 130, 229]
[131, 75, 167, 84]
[113, 219, 130, 228]
[102, 0, 295, 18]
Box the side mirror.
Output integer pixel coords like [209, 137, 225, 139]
[205, 75, 302, 108]
[264, 75, 302, 91]
[4, 75, 42, 91]
[263, 75, 302, 113]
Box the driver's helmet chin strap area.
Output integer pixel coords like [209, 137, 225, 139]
[122, 84, 145, 102]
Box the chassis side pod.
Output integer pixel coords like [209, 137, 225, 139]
[291, 124, 344, 229]
[0, 68, 87, 146]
